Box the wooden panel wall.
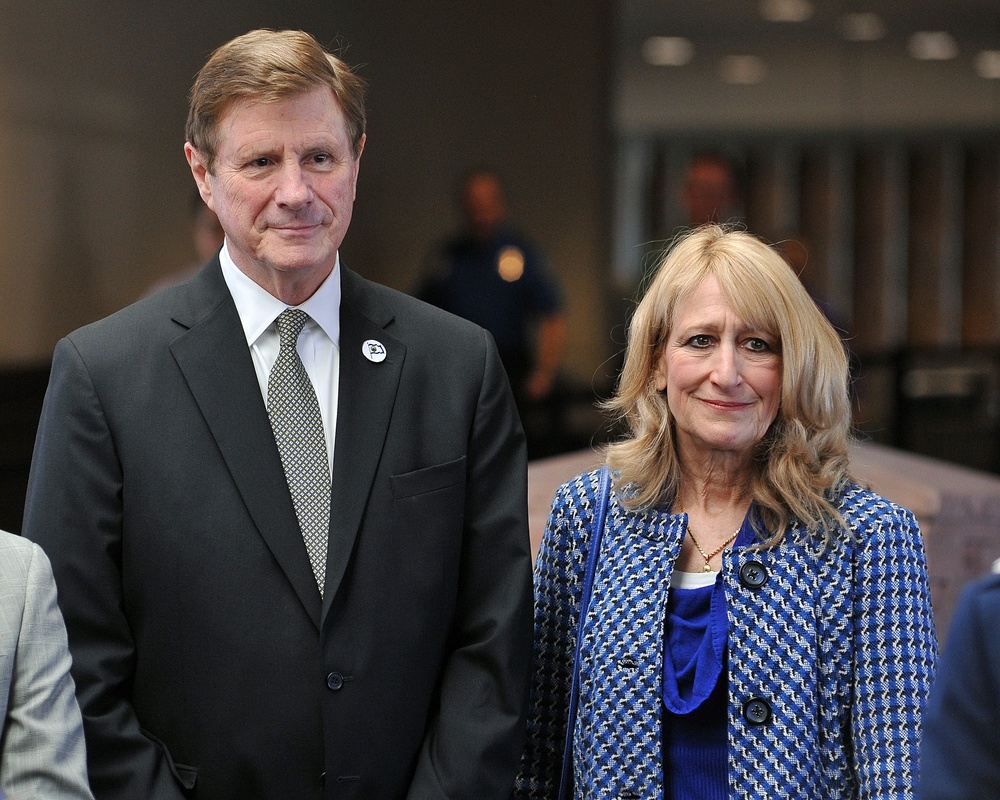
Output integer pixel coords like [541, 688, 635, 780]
[614, 132, 1000, 468]
[619, 133, 1000, 349]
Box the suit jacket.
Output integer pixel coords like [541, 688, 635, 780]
[22, 259, 533, 800]
[919, 573, 1000, 799]
[517, 471, 938, 799]
[0, 530, 93, 800]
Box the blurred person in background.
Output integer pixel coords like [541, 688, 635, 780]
[145, 190, 225, 296]
[680, 152, 743, 227]
[417, 169, 566, 456]
[920, 570, 1000, 798]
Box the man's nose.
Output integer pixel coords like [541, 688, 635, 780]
[274, 163, 312, 208]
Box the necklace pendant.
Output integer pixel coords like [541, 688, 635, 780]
[703, 562, 712, 573]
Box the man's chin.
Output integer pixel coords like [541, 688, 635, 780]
[258, 245, 336, 272]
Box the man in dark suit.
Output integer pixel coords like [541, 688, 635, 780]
[23, 29, 532, 800]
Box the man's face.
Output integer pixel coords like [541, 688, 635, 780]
[186, 86, 364, 301]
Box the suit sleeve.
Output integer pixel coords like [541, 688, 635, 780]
[918, 576, 1000, 799]
[851, 506, 939, 799]
[22, 338, 187, 800]
[0, 541, 94, 800]
[405, 331, 534, 800]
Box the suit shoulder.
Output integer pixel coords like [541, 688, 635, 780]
[958, 572, 1000, 613]
[0, 530, 38, 580]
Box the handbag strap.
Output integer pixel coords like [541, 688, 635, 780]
[558, 465, 611, 800]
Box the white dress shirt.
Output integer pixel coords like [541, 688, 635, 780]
[219, 241, 340, 473]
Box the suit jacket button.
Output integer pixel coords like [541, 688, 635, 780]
[743, 697, 772, 725]
[326, 672, 344, 691]
[739, 560, 768, 589]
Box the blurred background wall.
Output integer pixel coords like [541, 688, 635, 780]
[613, 0, 1000, 471]
[0, 0, 612, 369]
[0, 0, 999, 530]
[0, 0, 613, 527]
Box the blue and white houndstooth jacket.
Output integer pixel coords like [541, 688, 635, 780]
[514, 469, 939, 800]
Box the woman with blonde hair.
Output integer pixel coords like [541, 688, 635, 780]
[515, 225, 938, 799]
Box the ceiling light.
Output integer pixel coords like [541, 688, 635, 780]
[760, 0, 813, 23]
[975, 50, 1000, 79]
[641, 37, 695, 67]
[719, 55, 767, 85]
[839, 12, 886, 42]
[641, 36, 695, 67]
[908, 31, 959, 61]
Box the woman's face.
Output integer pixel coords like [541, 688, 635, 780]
[655, 274, 782, 462]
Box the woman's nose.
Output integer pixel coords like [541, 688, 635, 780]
[711, 343, 742, 386]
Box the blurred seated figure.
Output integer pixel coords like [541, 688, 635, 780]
[190, 189, 226, 265]
[416, 169, 567, 456]
[0, 529, 93, 799]
[920, 572, 1000, 799]
[774, 233, 848, 336]
[146, 189, 225, 296]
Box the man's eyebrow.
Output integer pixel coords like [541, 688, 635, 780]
[233, 141, 279, 158]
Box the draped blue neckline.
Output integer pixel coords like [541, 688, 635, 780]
[662, 510, 759, 712]
[661, 510, 761, 800]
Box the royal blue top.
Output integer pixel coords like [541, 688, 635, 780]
[662, 513, 759, 799]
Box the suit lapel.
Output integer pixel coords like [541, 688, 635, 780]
[323, 268, 404, 619]
[169, 263, 322, 629]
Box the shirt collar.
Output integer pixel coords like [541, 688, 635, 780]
[219, 240, 342, 347]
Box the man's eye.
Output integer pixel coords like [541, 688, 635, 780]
[250, 157, 270, 168]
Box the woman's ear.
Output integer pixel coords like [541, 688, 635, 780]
[653, 350, 668, 393]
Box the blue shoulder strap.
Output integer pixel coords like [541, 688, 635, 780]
[558, 465, 611, 800]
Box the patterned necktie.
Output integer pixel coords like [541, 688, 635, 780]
[267, 309, 330, 595]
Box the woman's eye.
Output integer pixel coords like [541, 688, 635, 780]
[746, 338, 770, 352]
[689, 335, 712, 347]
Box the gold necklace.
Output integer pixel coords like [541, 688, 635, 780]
[685, 525, 740, 572]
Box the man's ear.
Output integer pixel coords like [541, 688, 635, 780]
[351, 133, 366, 201]
[185, 143, 214, 210]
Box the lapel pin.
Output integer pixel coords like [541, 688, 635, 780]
[362, 339, 387, 363]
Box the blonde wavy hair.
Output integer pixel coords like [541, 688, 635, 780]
[605, 224, 853, 544]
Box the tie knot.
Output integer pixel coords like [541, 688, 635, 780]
[275, 308, 310, 346]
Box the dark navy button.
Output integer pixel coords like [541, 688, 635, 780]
[743, 697, 772, 725]
[326, 672, 344, 691]
[739, 560, 768, 589]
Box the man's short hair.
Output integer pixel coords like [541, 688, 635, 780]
[186, 29, 366, 173]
